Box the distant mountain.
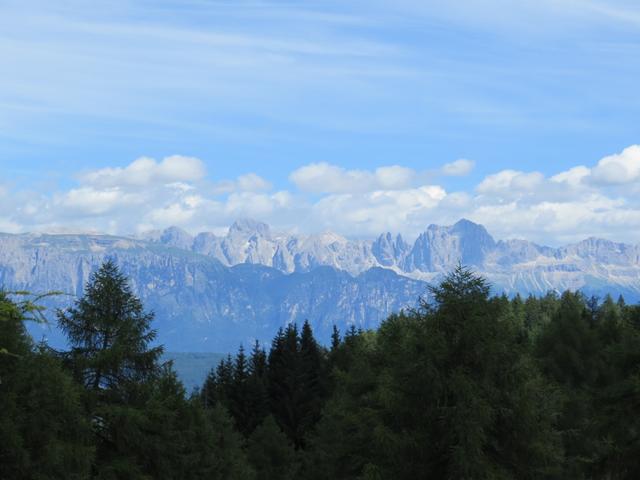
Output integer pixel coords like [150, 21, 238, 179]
[2, 219, 640, 351]
[141, 218, 640, 299]
[0, 231, 425, 351]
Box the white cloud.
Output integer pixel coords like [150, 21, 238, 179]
[289, 162, 415, 194]
[550, 165, 591, 187]
[148, 202, 197, 225]
[590, 145, 640, 185]
[55, 187, 145, 216]
[81, 155, 206, 188]
[236, 173, 272, 192]
[441, 158, 475, 176]
[469, 194, 633, 244]
[310, 185, 447, 235]
[289, 163, 365, 193]
[0, 217, 21, 233]
[6, 146, 640, 245]
[211, 173, 272, 195]
[374, 166, 415, 189]
[476, 169, 544, 196]
[224, 191, 297, 220]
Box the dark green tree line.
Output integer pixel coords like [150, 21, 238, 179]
[3, 262, 640, 479]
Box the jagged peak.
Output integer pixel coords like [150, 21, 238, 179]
[453, 217, 481, 229]
[159, 226, 194, 249]
[161, 225, 192, 237]
[228, 218, 271, 238]
[374, 232, 408, 250]
[139, 226, 192, 245]
[566, 236, 632, 253]
[374, 232, 393, 243]
[194, 231, 219, 240]
[420, 218, 495, 243]
[574, 236, 616, 246]
[452, 218, 494, 242]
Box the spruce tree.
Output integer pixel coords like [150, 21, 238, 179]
[268, 325, 303, 446]
[57, 260, 164, 476]
[57, 259, 162, 396]
[207, 404, 256, 480]
[244, 340, 269, 435]
[299, 320, 326, 437]
[247, 416, 296, 480]
[330, 325, 340, 352]
[1, 293, 92, 480]
[229, 345, 253, 435]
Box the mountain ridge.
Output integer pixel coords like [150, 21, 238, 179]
[138, 218, 640, 284]
[2, 219, 640, 351]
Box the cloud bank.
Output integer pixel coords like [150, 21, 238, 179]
[3, 146, 640, 245]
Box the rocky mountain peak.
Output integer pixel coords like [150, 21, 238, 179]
[228, 218, 272, 239]
[451, 218, 495, 243]
[372, 232, 409, 267]
[160, 226, 193, 247]
[3, 218, 640, 352]
[404, 219, 496, 272]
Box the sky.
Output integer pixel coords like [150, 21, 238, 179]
[1, 0, 640, 245]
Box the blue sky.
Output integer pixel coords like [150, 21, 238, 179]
[1, 0, 640, 244]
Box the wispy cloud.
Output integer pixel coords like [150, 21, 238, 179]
[4, 0, 637, 153]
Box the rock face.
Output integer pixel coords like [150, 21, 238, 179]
[0, 232, 425, 352]
[142, 218, 640, 300]
[2, 218, 640, 351]
[372, 233, 409, 267]
[401, 220, 497, 272]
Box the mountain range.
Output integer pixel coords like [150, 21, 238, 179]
[1, 218, 639, 351]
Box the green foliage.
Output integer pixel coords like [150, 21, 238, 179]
[366, 267, 562, 478]
[302, 330, 379, 480]
[206, 404, 255, 480]
[53, 260, 255, 479]
[267, 322, 328, 448]
[247, 416, 296, 480]
[57, 259, 163, 395]
[4, 263, 640, 479]
[0, 294, 92, 480]
[590, 305, 640, 479]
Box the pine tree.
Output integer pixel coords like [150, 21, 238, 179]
[298, 321, 326, 439]
[268, 325, 303, 446]
[201, 368, 219, 409]
[1, 293, 92, 480]
[330, 325, 340, 352]
[229, 345, 253, 435]
[57, 259, 162, 397]
[207, 404, 256, 480]
[303, 330, 378, 480]
[57, 260, 164, 476]
[535, 290, 603, 476]
[247, 416, 296, 480]
[244, 340, 269, 435]
[360, 267, 561, 478]
[593, 303, 640, 479]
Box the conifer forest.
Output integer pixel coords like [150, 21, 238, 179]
[2, 260, 640, 479]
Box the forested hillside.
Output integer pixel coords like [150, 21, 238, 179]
[2, 262, 639, 479]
